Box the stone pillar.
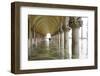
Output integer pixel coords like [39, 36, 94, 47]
[29, 20, 33, 50]
[69, 17, 83, 59]
[63, 17, 71, 59]
[60, 31, 64, 49]
[59, 24, 64, 59]
[58, 31, 61, 58]
[72, 28, 80, 58]
[33, 27, 37, 48]
[28, 17, 33, 60]
[35, 34, 38, 47]
[28, 29, 32, 56]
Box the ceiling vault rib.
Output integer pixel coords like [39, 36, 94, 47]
[29, 15, 65, 36]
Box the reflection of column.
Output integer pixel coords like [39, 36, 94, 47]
[69, 17, 83, 59]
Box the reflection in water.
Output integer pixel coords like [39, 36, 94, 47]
[28, 34, 68, 60]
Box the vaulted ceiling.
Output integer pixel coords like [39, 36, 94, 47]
[28, 15, 65, 36]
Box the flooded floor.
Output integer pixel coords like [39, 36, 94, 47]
[28, 40, 69, 61]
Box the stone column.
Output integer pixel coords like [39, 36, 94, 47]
[72, 28, 80, 58]
[58, 31, 61, 58]
[28, 29, 32, 56]
[29, 18, 33, 51]
[28, 17, 33, 58]
[60, 31, 64, 49]
[69, 17, 83, 59]
[59, 24, 64, 59]
[35, 34, 38, 47]
[63, 17, 71, 59]
[33, 26, 37, 48]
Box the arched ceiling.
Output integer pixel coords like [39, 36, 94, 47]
[28, 15, 64, 36]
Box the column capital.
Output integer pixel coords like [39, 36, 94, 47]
[62, 25, 71, 32]
[59, 28, 63, 33]
[69, 17, 83, 28]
